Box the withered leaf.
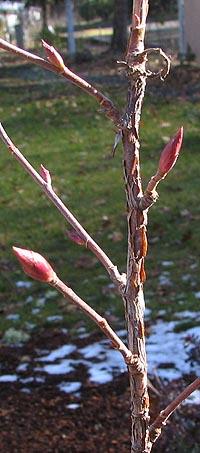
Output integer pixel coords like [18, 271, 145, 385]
[112, 130, 123, 156]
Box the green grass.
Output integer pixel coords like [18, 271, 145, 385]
[0, 72, 200, 336]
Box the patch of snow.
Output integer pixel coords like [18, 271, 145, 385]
[28, 313, 200, 386]
[186, 326, 200, 337]
[175, 311, 200, 320]
[16, 281, 32, 289]
[58, 381, 81, 394]
[17, 363, 29, 372]
[158, 272, 172, 287]
[19, 376, 45, 384]
[26, 296, 33, 304]
[32, 308, 40, 315]
[145, 308, 152, 319]
[61, 328, 68, 335]
[35, 298, 46, 307]
[183, 389, 200, 406]
[25, 322, 36, 331]
[45, 290, 57, 299]
[190, 263, 198, 270]
[36, 360, 76, 375]
[0, 374, 18, 382]
[46, 315, 63, 322]
[6, 314, 20, 321]
[20, 377, 34, 384]
[80, 343, 106, 360]
[75, 326, 89, 340]
[157, 310, 166, 317]
[147, 319, 200, 380]
[116, 329, 127, 339]
[38, 344, 76, 362]
[78, 332, 90, 340]
[194, 291, 200, 299]
[88, 365, 113, 384]
[76, 327, 86, 334]
[66, 403, 80, 410]
[80, 342, 126, 384]
[35, 376, 45, 383]
[21, 388, 31, 394]
[181, 274, 192, 282]
[161, 261, 174, 267]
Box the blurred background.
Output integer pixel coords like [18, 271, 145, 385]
[0, 0, 196, 61]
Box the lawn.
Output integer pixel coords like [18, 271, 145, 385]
[0, 62, 200, 337]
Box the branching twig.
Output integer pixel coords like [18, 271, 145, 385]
[12, 246, 142, 372]
[149, 377, 200, 444]
[0, 123, 126, 293]
[0, 38, 120, 126]
[52, 276, 143, 370]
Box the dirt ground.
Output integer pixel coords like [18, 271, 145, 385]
[0, 328, 199, 453]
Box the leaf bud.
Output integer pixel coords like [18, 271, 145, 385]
[13, 247, 56, 283]
[158, 127, 183, 177]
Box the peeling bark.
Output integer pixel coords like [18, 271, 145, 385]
[122, 2, 151, 451]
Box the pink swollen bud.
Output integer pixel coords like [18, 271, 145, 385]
[12, 247, 56, 283]
[40, 164, 52, 185]
[42, 40, 65, 71]
[66, 230, 86, 246]
[158, 127, 183, 176]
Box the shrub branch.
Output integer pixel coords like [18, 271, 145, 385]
[0, 38, 120, 126]
[0, 123, 126, 294]
[12, 246, 142, 371]
[52, 275, 143, 370]
[149, 377, 200, 445]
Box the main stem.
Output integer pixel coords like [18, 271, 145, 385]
[122, 2, 151, 452]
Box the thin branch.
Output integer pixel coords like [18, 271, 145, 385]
[149, 377, 200, 444]
[0, 38, 120, 126]
[12, 246, 142, 372]
[51, 275, 143, 371]
[0, 123, 126, 293]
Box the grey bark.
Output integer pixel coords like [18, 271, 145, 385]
[65, 0, 76, 56]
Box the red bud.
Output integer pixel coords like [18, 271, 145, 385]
[42, 40, 65, 71]
[13, 247, 56, 283]
[158, 127, 183, 176]
[40, 164, 52, 185]
[66, 230, 86, 246]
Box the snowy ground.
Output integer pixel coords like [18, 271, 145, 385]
[1, 307, 200, 408]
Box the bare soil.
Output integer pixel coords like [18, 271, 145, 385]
[0, 328, 199, 453]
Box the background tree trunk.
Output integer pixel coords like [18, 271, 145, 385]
[111, 0, 129, 52]
[41, 0, 48, 31]
[65, 0, 76, 56]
